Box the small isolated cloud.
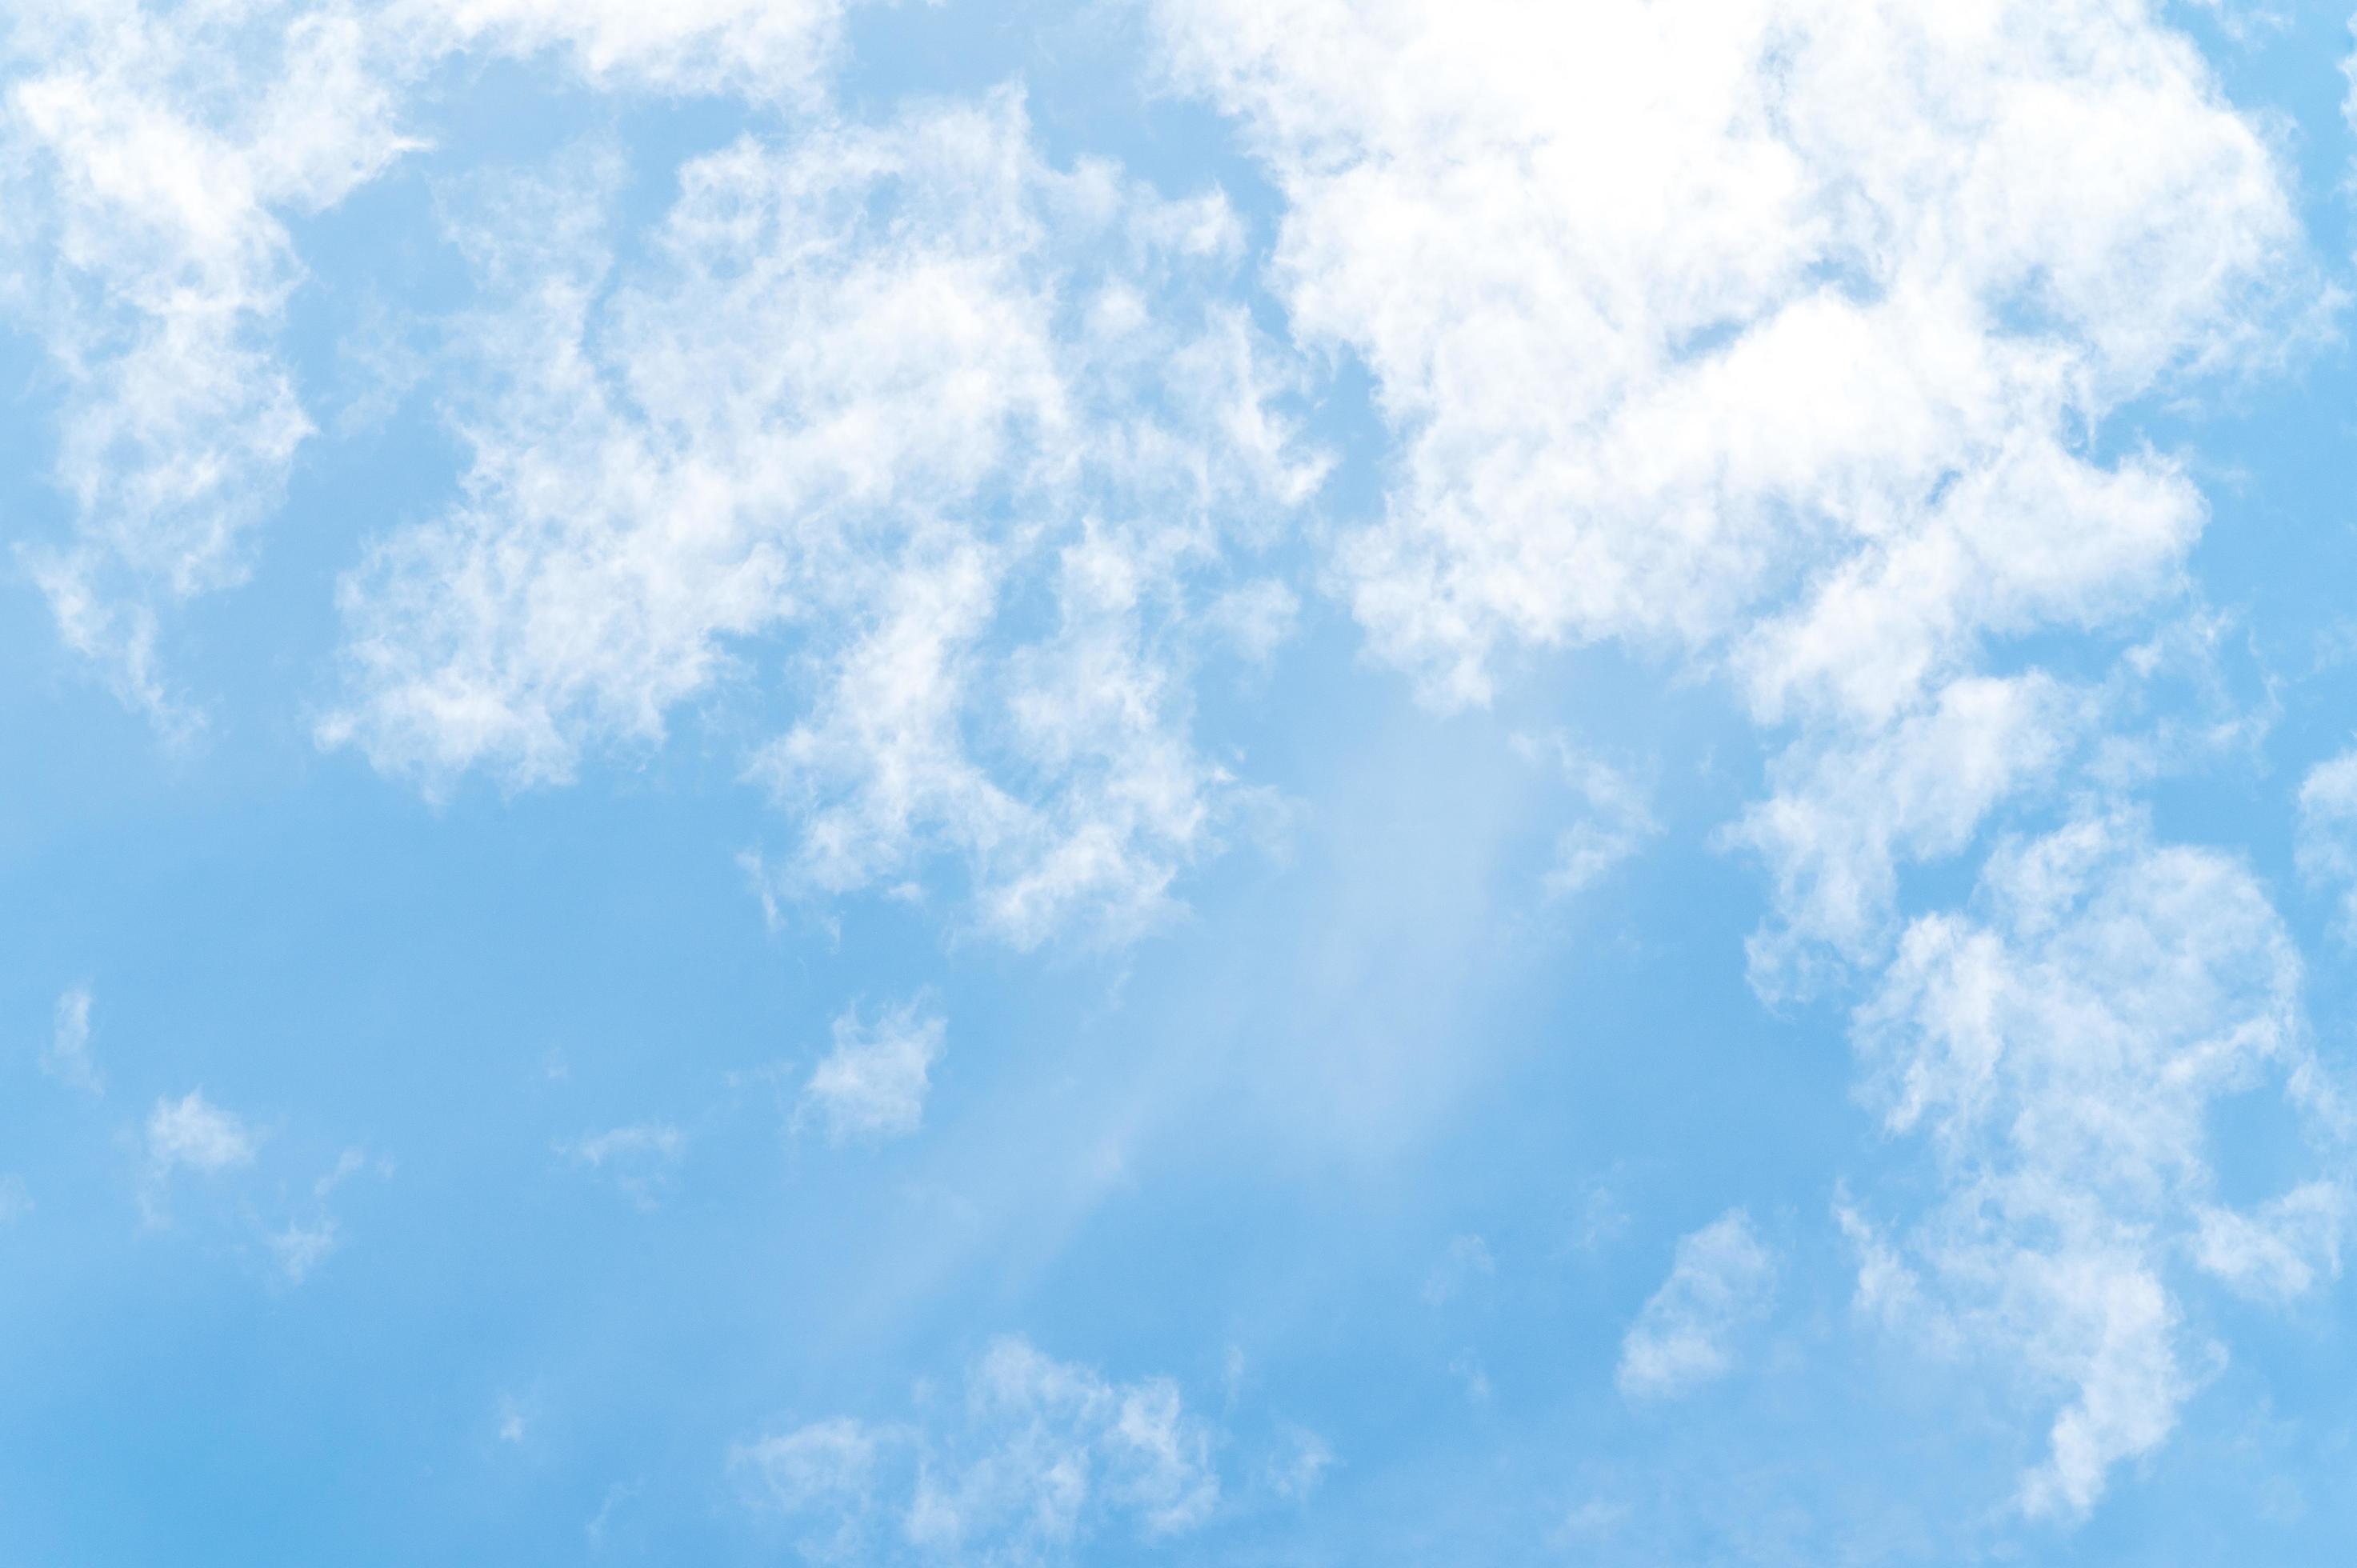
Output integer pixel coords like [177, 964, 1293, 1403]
[146, 1092, 256, 1177]
[1448, 1351, 1492, 1404]
[1421, 1233, 1495, 1306]
[561, 1123, 686, 1209]
[1265, 1425, 1333, 1502]
[262, 1148, 389, 1286]
[268, 1220, 339, 1285]
[1515, 738, 1659, 900]
[798, 1003, 945, 1144]
[733, 1337, 1220, 1561]
[42, 987, 102, 1094]
[0, 1174, 30, 1224]
[2194, 1184, 2346, 1303]
[1617, 1209, 1776, 1400]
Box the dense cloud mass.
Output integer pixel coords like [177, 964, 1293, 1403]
[1157, 0, 2314, 978]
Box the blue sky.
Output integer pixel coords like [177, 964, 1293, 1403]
[7, 1, 2357, 1562]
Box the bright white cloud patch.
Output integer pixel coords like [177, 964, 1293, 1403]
[325, 90, 1323, 946]
[734, 1336, 1219, 1559]
[146, 1091, 257, 1176]
[799, 1002, 944, 1144]
[1847, 811, 2343, 1518]
[1158, 0, 2312, 976]
[1616, 1209, 1775, 1400]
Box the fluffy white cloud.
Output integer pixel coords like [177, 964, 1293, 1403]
[799, 1002, 944, 1144]
[146, 1090, 257, 1175]
[325, 90, 1323, 945]
[1616, 1209, 1776, 1400]
[734, 1336, 1220, 1561]
[1158, 0, 2313, 970]
[0, 0, 416, 720]
[1847, 811, 2343, 1518]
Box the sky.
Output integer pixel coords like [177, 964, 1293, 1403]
[6, 1, 2357, 1562]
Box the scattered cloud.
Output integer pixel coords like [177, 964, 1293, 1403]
[1515, 736, 1658, 900]
[561, 1122, 686, 1208]
[1264, 1425, 1333, 1503]
[1, 0, 416, 721]
[42, 986, 102, 1094]
[1420, 1232, 1495, 1306]
[146, 1091, 257, 1177]
[267, 1219, 340, 1285]
[1617, 1209, 1775, 1400]
[1159, 0, 2320, 993]
[2296, 748, 2357, 938]
[398, 0, 850, 102]
[798, 1002, 945, 1145]
[321, 90, 1323, 947]
[733, 1336, 1220, 1561]
[1847, 811, 2343, 1518]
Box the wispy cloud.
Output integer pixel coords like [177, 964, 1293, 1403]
[42, 986, 102, 1094]
[798, 1002, 944, 1144]
[1617, 1210, 1776, 1400]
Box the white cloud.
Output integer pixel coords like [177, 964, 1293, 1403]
[1158, 0, 2315, 977]
[324, 90, 1323, 946]
[2, 0, 863, 719]
[1731, 673, 2079, 988]
[2295, 748, 2357, 936]
[561, 1122, 686, 1207]
[1265, 1425, 1333, 1503]
[1420, 1232, 1495, 1306]
[42, 986, 102, 1094]
[1616, 1209, 1777, 1400]
[1514, 736, 1659, 900]
[799, 1002, 944, 1145]
[1847, 811, 2343, 1519]
[146, 1090, 257, 1175]
[1, 0, 416, 719]
[1162, 0, 2304, 705]
[2193, 1182, 2346, 1303]
[268, 1218, 340, 1285]
[0, 1174, 30, 1224]
[733, 1336, 1220, 1560]
[259, 1147, 384, 1284]
[396, 0, 848, 102]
